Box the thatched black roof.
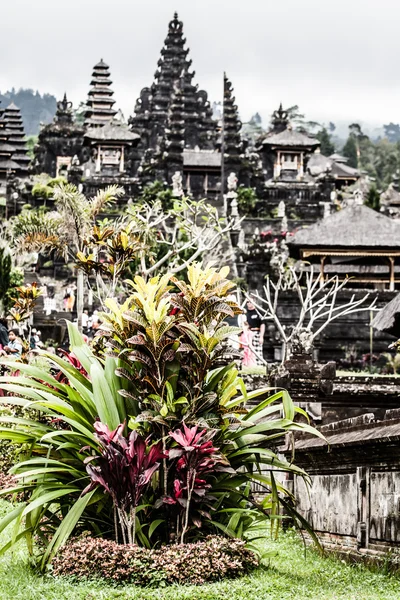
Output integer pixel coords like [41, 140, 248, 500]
[372, 293, 400, 337]
[85, 121, 139, 142]
[291, 202, 400, 249]
[183, 149, 221, 167]
[262, 128, 319, 148]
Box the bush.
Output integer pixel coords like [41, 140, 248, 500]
[0, 265, 321, 569]
[51, 535, 258, 586]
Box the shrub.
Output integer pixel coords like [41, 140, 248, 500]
[0, 264, 322, 570]
[51, 535, 258, 586]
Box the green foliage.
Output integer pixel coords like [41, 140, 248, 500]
[365, 184, 381, 211]
[0, 507, 399, 599]
[0, 266, 321, 569]
[25, 136, 38, 160]
[139, 181, 175, 211]
[0, 89, 56, 136]
[236, 186, 258, 214]
[3, 268, 23, 314]
[316, 127, 335, 156]
[342, 135, 359, 168]
[52, 535, 258, 586]
[31, 175, 67, 199]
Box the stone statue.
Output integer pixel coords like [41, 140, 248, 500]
[230, 197, 239, 218]
[354, 188, 363, 205]
[172, 171, 184, 197]
[227, 172, 238, 192]
[277, 200, 286, 218]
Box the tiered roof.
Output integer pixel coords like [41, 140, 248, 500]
[223, 74, 243, 168]
[291, 202, 400, 250]
[130, 13, 217, 150]
[163, 83, 185, 166]
[85, 120, 139, 143]
[308, 153, 360, 180]
[0, 103, 29, 175]
[262, 104, 320, 149]
[84, 59, 117, 127]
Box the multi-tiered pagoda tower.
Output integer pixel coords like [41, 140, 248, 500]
[130, 13, 222, 195]
[0, 102, 30, 216]
[222, 74, 245, 178]
[1, 103, 30, 177]
[84, 59, 117, 128]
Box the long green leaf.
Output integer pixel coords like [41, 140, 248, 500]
[0, 505, 26, 538]
[42, 488, 97, 568]
[90, 362, 121, 430]
[104, 356, 126, 424]
[22, 487, 81, 518]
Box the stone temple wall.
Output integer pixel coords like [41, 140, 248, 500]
[288, 411, 400, 555]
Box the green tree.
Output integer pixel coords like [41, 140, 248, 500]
[25, 135, 38, 160]
[384, 122, 400, 143]
[342, 135, 358, 168]
[316, 127, 335, 156]
[365, 184, 380, 211]
[139, 180, 175, 211]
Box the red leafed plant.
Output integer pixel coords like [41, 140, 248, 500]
[83, 421, 167, 544]
[165, 423, 234, 543]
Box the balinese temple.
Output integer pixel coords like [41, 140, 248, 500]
[222, 73, 245, 178]
[79, 59, 140, 195]
[250, 105, 361, 223]
[34, 61, 140, 197]
[129, 12, 225, 196]
[307, 152, 360, 188]
[33, 93, 85, 178]
[290, 200, 400, 291]
[81, 120, 139, 196]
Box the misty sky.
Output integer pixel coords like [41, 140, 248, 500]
[1, 0, 399, 131]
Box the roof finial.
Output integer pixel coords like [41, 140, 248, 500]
[174, 11, 178, 19]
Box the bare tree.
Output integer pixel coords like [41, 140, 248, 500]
[125, 197, 240, 279]
[248, 266, 378, 363]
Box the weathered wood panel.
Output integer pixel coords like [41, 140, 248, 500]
[295, 473, 358, 536]
[369, 471, 400, 543]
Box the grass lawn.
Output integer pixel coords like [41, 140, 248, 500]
[0, 500, 398, 600]
[336, 370, 400, 378]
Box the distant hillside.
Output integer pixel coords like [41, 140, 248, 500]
[0, 88, 57, 136]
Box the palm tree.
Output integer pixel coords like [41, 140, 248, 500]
[12, 182, 124, 330]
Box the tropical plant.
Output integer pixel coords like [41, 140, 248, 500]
[11, 182, 125, 329]
[236, 187, 258, 214]
[7, 282, 43, 325]
[0, 265, 322, 571]
[83, 422, 166, 544]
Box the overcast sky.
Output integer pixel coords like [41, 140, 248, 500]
[1, 0, 399, 131]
